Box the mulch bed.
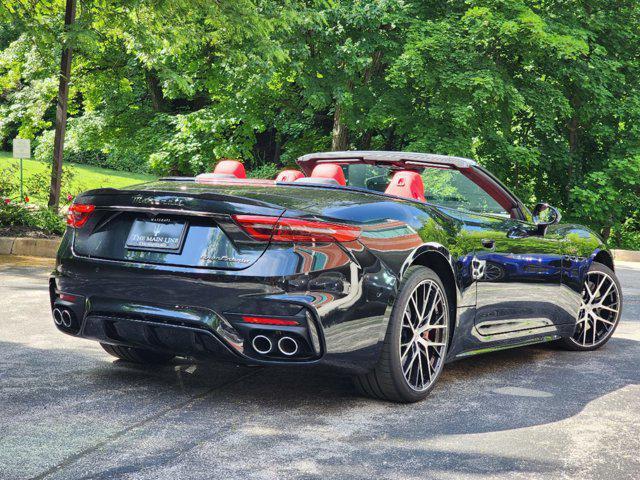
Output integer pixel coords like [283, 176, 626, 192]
[0, 225, 61, 239]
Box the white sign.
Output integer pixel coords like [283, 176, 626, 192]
[13, 138, 31, 159]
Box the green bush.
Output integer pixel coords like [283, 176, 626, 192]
[247, 162, 279, 179]
[0, 161, 78, 204]
[0, 201, 66, 235]
[0, 163, 20, 198]
[611, 214, 640, 251]
[33, 114, 167, 174]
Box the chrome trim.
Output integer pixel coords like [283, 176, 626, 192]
[61, 310, 73, 328]
[252, 335, 273, 355]
[277, 336, 299, 356]
[53, 308, 63, 326]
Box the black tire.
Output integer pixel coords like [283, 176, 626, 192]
[558, 262, 623, 351]
[354, 265, 451, 403]
[100, 343, 175, 364]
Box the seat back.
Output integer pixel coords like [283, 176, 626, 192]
[213, 160, 246, 178]
[276, 170, 305, 182]
[310, 163, 346, 186]
[385, 171, 426, 202]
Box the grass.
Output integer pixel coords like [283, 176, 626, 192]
[1, 151, 155, 203]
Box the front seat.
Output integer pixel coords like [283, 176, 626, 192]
[384, 171, 426, 202]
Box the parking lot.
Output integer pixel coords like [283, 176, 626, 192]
[1, 256, 639, 480]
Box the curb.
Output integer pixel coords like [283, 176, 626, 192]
[612, 249, 640, 263]
[0, 236, 61, 258]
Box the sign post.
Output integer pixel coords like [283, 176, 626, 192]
[12, 138, 31, 202]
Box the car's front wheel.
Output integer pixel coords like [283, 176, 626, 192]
[100, 343, 175, 364]
[559, 262, 623, 351]
[354, 265, 450, 402]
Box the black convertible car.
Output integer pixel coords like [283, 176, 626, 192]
[51, 151, 623, 402]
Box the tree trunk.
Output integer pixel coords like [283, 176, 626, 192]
[331, 102, 349, 151]
[48, 0, 76, 210]
[360, 131, 373, 150]
[383, 126, 396, 150]
[566, 115, 579, 204]
[145, 70, 166, 112]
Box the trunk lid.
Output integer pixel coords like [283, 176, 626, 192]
[72, 182, 287, 270]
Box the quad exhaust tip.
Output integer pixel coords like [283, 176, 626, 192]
[278, 336, 298, 356]
[252, 335, 273, 354]
[62, 310, 73, 328]
[53, 308, 63, 326]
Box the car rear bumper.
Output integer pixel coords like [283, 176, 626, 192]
[50, 237, 398, 374]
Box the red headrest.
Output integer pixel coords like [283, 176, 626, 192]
[213, 160, 246, 178]
[385, 171, 425, 202]
[276, 170, 305, 182]
[311, 163, 346, 186]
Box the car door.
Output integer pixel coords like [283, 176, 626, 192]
[468, 215, 566, 336]
[421, 165, 565, 337]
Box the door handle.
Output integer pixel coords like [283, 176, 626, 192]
[481, 238, 495, 249]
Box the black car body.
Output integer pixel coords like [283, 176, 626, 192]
[50, 151, 622, 402]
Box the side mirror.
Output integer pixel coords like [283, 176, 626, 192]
[532, 202, 561, 234]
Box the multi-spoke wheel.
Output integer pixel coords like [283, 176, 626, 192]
[560, 262, 622, 351]
[354, 265, 451, 402]
[399, 279, 448, 391]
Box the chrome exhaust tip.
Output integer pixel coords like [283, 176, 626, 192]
[53, 308, 63, 326]
[61, 309, 73, 328]
[278, 336, 298, 356]
[252, 335, 273, 355]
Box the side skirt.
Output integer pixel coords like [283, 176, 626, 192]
[452, 334, 562, 360]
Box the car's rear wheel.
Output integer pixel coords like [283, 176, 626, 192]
[100, 343, 175, 364]
[559, 262, 622, 351]
[354, 265, 450, 403]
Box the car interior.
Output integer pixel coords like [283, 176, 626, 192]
[194, 159, 519, 219]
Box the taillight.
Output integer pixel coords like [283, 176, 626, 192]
[233, 215, 360, 243]
[59, 293, 77, 302]
[241, 316, 299, 326]
[66, 203, 95, 228]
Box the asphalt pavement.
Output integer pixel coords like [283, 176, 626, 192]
[0, 256, 638, 480]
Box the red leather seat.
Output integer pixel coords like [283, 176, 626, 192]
[310, 163, 346, 186]
[213, 160, 246, 178]
[385, 171, 426, 202]
[275, 170, 305, 182]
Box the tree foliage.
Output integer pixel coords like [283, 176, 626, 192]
[0, 0, 638, 245]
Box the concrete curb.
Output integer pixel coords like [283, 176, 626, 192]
[0, 236, 61, 258]
[0, 237, 14, 255]
[612, 249, 640, 263]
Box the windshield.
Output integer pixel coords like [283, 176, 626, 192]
[341, 163, 509, 216]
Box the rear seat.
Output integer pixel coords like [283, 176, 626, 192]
[384, 171, 426, 202]
[211, 160, 246, 178]
[275, 170, 305, 182]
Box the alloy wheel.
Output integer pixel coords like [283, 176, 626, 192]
[399, 279, 448, 391]
[572, 270, 620, 347]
